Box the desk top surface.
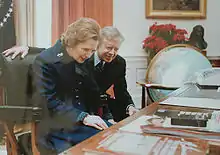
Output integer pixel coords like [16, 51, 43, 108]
[61, 83, 220, 154]
[61, 103, 220, 155]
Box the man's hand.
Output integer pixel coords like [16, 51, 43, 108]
[2, 46, 29, 59]
[128, 106, 139, 116]
[83, 115, 108, 130]
[108, 119, 117, 125]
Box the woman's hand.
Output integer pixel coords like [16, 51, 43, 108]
[83, 115, 108, 130]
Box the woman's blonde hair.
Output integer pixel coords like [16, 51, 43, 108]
[61, 18, 101, 47]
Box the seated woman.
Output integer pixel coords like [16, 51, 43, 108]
[32, 18, 111, 154]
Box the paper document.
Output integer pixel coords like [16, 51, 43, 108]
[160, 97, 220, 109]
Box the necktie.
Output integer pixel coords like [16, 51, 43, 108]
[96, 61, 104, 72]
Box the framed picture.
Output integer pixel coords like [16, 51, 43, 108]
[146, 0, 207, 19]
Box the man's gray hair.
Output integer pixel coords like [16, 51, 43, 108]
[100, 26, 125, 43]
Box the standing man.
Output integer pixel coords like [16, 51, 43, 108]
[3, 26, 139, 122]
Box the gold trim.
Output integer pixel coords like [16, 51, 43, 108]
[146, 0, 207, 19]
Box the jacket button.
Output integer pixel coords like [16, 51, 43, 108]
[75, 96, 79, 99]
[75, 89, 79, 92]
[78, 81, 82, 85]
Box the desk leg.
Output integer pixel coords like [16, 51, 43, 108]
[141, 86, 145, 109]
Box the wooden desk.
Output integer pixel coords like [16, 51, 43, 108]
[61, 103, 220, 155]
[61, 103, 156, 154]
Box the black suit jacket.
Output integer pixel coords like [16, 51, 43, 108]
[86, 54, 135, 121]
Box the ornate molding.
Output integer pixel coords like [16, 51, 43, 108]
[123, 55, 148, 108]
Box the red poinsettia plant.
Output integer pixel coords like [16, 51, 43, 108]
[143, 23, 189, 53]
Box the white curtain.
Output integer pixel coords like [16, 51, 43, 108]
[14, 0, 35, 46]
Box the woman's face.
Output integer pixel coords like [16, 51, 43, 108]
[67, 39, 98, 63]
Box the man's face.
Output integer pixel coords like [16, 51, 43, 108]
[97, 39, 121, 63]
[68, 39, 98, 63]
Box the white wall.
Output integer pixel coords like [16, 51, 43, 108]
[113, 0, 220, 107]
[33, 0, 220, 56]
[34, 0, 52, 48]
[114, 0, 220, 57]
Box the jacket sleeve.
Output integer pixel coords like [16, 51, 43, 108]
[114, 59, 135, 112]
[33, 55, 88, 127]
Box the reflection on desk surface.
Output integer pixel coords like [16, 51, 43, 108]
[160, 97, 220, 109]
[171, 82, 220, 99]
[120, 111, 220, 136]
[60, 80, 220, 155]
[160, 82, 220, 109]
[83, 130, 209, 155]
[189, 67, 220, 86]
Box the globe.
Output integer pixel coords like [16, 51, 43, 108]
[146, 44, 212, 102]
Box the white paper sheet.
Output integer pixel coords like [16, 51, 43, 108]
[160, 97, 220, 109]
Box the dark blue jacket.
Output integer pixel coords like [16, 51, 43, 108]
[33, 40, 100, 134]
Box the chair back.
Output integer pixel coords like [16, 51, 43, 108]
[0, 52, 41, 155]
[0, 53, 37, 105]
